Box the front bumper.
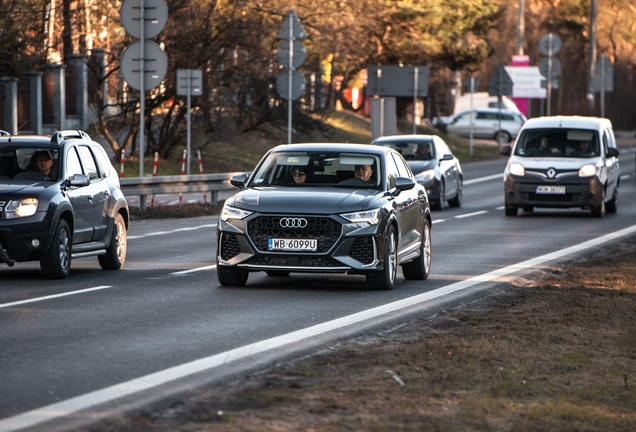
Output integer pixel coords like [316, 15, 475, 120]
[216, 214, 385, 275]
[504, 174, 604, 209]
[0, 211, 55, 264]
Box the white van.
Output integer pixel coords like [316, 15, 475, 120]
[499, 116, 620, 217]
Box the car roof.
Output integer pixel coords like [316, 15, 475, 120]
[269, 142, 390, 155]
[371, 134, 437, 143]
[520, 116, 612, 130]
[0, 135, 53, 146]
[459, 107, 522, 114]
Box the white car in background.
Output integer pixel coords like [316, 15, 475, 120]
[443, 107, 527, 142]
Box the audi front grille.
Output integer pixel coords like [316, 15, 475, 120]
[247, 216, 342, 253]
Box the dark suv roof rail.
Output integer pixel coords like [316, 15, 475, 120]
[50, 130, 90, 145]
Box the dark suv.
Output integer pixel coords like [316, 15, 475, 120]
[0, 130, 129, 278]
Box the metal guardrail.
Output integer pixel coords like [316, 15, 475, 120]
[119, 172, 247, 210]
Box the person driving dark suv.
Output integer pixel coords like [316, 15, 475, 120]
[0, 130, 130, 278]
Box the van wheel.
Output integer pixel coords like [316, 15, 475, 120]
[591, 189, 606, 218]
[504, 204, 518, 216]
[606, 187, 618, 213]
[99, 214, 127, 270]
[40, 219, 72, 279]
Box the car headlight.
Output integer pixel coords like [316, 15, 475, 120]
[341, 209, 380, 225]
[415, 169, 435, 182]
[509, 163, 525, 176]
[578, 164, 597, 177]
[5, 198, 39, 219]
[220, 204, 252, 222]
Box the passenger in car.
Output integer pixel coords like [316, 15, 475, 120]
[291, 167, 313, 184]
[536, 137, 558, 156]
[572, 140, 595, 156]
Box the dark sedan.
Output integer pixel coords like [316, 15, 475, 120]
[371, 134, 463, 210]
[216, 143, 432, 290]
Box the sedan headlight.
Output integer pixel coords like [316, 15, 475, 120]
[415, 169, 435, 182]
[509, 163, 525, 176]
[578, 164, 597, 177]
[220, 204, 252, 222]
[341, 209, 380, 225]
[5, 198, 39, 219]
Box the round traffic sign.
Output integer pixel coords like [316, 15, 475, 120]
[121, 40, 168, 91]
[539, 57, 561, 78]
[276, 39, 307, 69]
[539, 33, 562, 56]
[121, 0, 168, 39]
[276, 70, 306, 100]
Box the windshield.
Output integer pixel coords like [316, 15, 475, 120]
[514, 128, 600, 158]
[250, 150, 381, 188]
[0, 147, 60, 181]
[373, 140, 436, 161]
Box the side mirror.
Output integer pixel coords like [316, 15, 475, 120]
[230, 173, 248, 189]
[499, 145, 512, 156]
[68, 173, 90, 187]
[390, 176, 415, 197]
[606, 147, 619, 158]
[441, 154, 454, 161]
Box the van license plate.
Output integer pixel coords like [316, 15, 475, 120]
[536, 186, 566, 194]
[268, 238, 317, 251]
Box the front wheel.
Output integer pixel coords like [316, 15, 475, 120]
[99, 214, 127, 270]
[402, 219, 431, 280]
[447, 178, 463, 208]
[504, 204, 518, 216]
[591, 189, 606, 218]
[432, 181, 445, 211]
[366, 225, 398, 290]
[606, 186, 618, 213]
[217, 266, 248, 286]
[40, 219, 72, 279]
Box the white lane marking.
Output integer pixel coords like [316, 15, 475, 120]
[432, 219, 446, 224]
[172, 265, 216, 275]
[3, 224, 636, 432]
[455, 210, 488, 219]
[464, 173, 502, 185]
[127, 224, 216, 240]
[0, 286, 113, 309]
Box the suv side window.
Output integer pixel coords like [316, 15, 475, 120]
[66, 147, 83, 177]
[78, 146, 99, 180]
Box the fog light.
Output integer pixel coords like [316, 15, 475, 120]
[508, 192, 515, 198]
[588, 193, 595, 200]
[31, 239, 40, 248]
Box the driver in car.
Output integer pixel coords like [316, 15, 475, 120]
[30, 151, 56, 180]
[354, 164, 373, 184]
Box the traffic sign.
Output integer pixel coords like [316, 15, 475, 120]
[487, 63, 514, 97]
[276, 70, 306, 100]
[276, 39, 307, 69]
[120, 40, 168, 91]
[120, 0, 168, 39]
[592, 55, 613, 92]
[276, 10, 307, 39]
[539, 33, 562, 56]
[176, 69, 203, 96]
[539, 57, 561, 78]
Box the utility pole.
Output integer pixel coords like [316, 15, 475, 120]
[517, 0, 524, 55]
[587, 0, 598, 109]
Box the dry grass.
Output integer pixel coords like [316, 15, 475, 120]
[90, 239, 636, 432]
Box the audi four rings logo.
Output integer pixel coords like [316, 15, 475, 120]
[280, 217, 308, 228]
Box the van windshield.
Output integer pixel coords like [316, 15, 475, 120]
[513, 129, 600, 158]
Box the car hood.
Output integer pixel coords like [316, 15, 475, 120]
[406, 160, 437, 173]
[0, 180, 52, 196]
[515, 157, 599, 170]
[229, 187, 381, 214]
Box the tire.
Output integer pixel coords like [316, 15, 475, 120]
[40, 219, 72, 279]
[606, 186, 618, 213]
[522, 206, 534, 212]
[366, 225, 398, 290]
[266, 270, 290, 277]
[432, 181, 445, 211]
[402, 219, 431, 280]
[447, 178, 463, 208]
[98, 214, 127, 270]
[504, 204, 518, 216]
[217, 266, 248, 286]
[591, 189, 606, 218]
[495, 131, 511, 143]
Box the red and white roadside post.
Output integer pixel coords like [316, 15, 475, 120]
[179, 149, 186, 205]
[120, 150, 125, 178]
[150, 152, 159, 206]
[197, 150, 207, 204]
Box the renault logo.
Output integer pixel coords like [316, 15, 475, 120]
[280, 217, 308, 228]
[547, 168, 556, 179]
